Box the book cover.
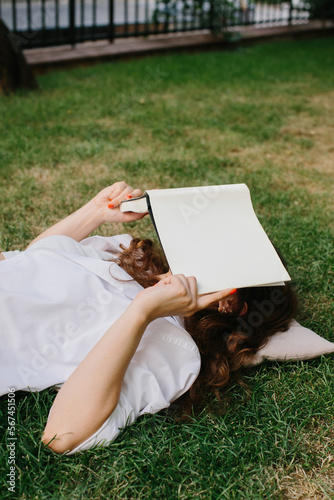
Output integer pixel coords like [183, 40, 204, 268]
[120, 184, 291, 294]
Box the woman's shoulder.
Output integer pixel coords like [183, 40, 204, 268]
[1, 235, 84, 261]
[80, 234, 133, 255]
[21, 234, 133, 261]
[0, 234, 135, 265]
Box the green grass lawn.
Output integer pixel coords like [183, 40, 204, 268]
[0, 36, 333, 499]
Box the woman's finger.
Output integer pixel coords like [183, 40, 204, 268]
[197, 288, 237, 311]
[108, 186, 133, 206]
[120, 211, 148, 222]
[128, 188, 143, 199]
[157, 274, 192, 292]
[108, 182, 129, 199]
[154, 275, 172, 286]
[110, 186, 142, 208]
[186, 276, 198, 299]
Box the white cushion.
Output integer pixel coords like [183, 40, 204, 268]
[247, 320, 334, 365]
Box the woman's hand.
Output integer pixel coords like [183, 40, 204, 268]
[27, 181, 148, 247]
[90, 181, 148, 224]
[133, 274, 236, 322]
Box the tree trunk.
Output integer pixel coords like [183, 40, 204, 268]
[0, 18, 38, 94]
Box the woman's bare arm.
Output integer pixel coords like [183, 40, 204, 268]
[27, 181, 147, 248]
[42, 299, 150, 454]
[42, 275, 235, 454]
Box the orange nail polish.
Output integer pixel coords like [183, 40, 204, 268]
[126, 195, 132, 199]
[229, 288, 237, 295]
[108, 203, 114, 209]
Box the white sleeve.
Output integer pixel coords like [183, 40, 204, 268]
[27, 234, 132, 261]
[66, 319, 200, 454]
[79, 234, 133, 254]
[1, 250, 22, 259]
[3, 234, 133, 262]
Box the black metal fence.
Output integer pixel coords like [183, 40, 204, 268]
[0, 0, 311, 49]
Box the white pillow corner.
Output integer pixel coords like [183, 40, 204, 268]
[246, 320, 334, 366]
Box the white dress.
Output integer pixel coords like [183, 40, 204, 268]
[0, 234, 200, 454]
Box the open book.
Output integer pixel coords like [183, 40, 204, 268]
[120, 184, 291, 294]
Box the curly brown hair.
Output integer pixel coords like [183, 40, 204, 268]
[115, 237, 297, 410]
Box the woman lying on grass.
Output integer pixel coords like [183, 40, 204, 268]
[0, 181, 297, 454]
